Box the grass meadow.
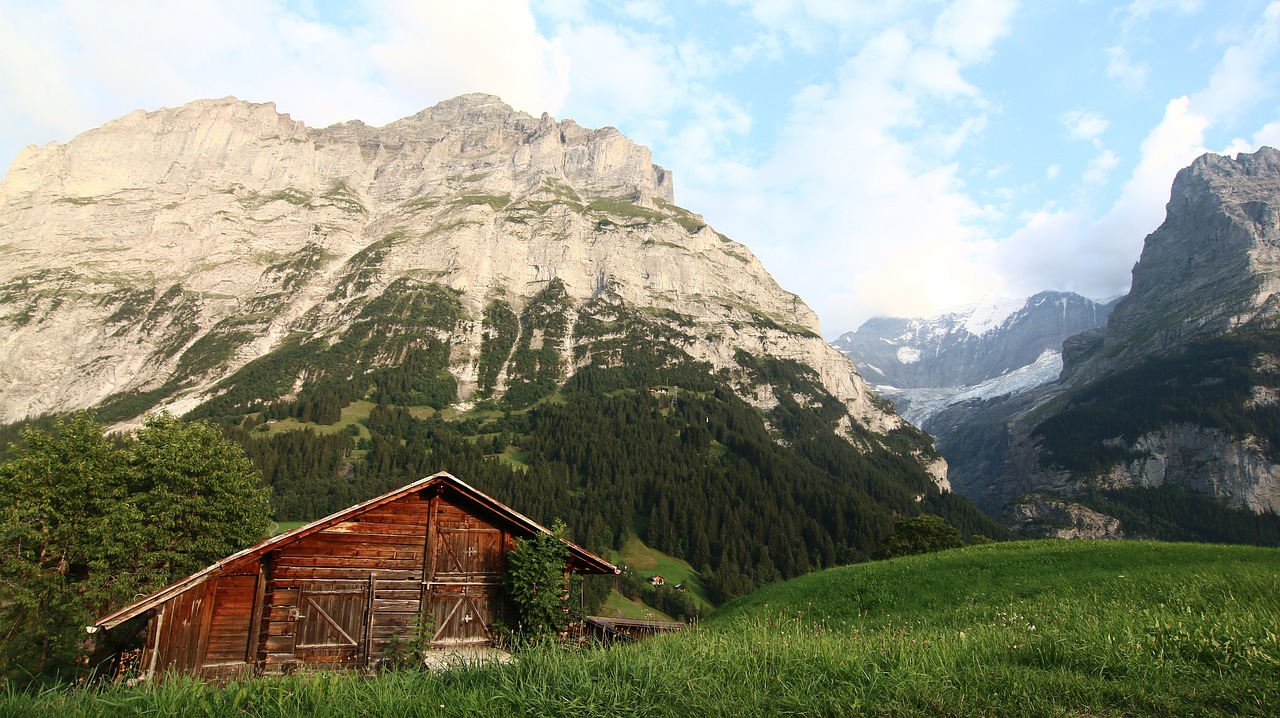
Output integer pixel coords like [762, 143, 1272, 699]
[3, 540, 1277, 717]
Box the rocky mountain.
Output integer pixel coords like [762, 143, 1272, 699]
[0, 96, 894, 443]
[0, 95, 1007, 598]
[833, 292, 1115, 426]
[939, 148, 1280, 541]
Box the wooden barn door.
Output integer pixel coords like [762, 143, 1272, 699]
[425, 507, 505, 646]
[293, 581, 371, 667]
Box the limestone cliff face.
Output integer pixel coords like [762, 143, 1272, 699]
[1095, 424, 1280, 513]
[945, 148, 1280, 533]
[0, 95, 919, 477]
[1063, 148, 1280, 384]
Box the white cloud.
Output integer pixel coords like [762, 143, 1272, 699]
[994, 97, 1209, 301]
[985, 2, 1277, 312]
[1250, 119, 1280, 147]
[0, 0, 574, 169]
[1108, 1, 1203, 88]
[621, 1, 672, 24]
[550, 21, 691, 131]
[1122, 0, 1203, 25]
[1188, 1, 1280, 124]
[1082, 149, 1121, 186]
[735, 0, 909, 54]
[367, 0, 570, 118]
[1105, 45, 1149, 89]
[1060, 110, 1111, 142]
[932, 0, 1019, 64]
[530, 0, 589, 23]
[686, 4, 1020, 331]
[1046, 163, 1061, 179]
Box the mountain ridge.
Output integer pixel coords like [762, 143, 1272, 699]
[0, 95, 907, 472]
[833, 291, 1116, 426]
[931, 148, 1280, 537]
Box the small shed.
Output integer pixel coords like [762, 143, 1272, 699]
[89, 471, 617, 680]
[582, 616, 687, 645]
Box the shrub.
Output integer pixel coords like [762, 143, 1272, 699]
[874, 515, 964, 559]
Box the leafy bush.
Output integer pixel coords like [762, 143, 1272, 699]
[874, 515, 965, 559]
[503, 522, 571, 638]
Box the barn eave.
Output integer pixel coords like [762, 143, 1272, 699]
[89, 470, 618, 633]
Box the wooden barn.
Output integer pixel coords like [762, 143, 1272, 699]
[88, 471, 617, 680]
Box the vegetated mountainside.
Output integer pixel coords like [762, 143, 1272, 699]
[0, 95, 1003, 602]
[942, 148, 1280, 542]
[833, 291, 1115, 426]
[0, 94, 886, 436]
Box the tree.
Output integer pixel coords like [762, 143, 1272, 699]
[874, 514, 965, 560]
[503, 521, 571, 639]
[0, 412, 271, 680]
[125, 413, 272, 577]
[0, 414, 133, 678]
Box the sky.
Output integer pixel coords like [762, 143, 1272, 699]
[3, 1, 1280, 337]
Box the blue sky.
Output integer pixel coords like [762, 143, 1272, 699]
[3, 1, 1279, 335]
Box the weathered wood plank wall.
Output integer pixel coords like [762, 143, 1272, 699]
[99, 474, 616, 680]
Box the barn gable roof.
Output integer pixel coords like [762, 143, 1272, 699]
[91, 471, 617, 631]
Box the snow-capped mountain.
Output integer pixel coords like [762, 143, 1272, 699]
[833, 292, 1117, 426]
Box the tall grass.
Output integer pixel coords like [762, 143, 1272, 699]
[4, 541, 1277, 717]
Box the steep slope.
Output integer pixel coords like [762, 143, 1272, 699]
[0, 95, 890, 441]
[0, 96, 1004, 599]
[833, 292, 1115, 426]
[952, 148, 1280, 539]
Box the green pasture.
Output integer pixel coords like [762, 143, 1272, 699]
[9, 540, 1276, 717]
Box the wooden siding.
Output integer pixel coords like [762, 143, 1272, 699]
[95, 473, 618, 680]
[203, 574, 258, 665]
[140, 580, 215, 678]
[426, 496, 508, 646]
[259, 490, 435, 672]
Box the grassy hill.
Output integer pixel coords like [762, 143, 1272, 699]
[9, 540, 1279, 716]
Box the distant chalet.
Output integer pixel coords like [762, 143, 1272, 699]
[90, 471, 617, 681]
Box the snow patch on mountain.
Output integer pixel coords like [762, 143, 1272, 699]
[958, 297, 1025, 336]
[834, 291, 1116, 428]
[878, 350, 1062, 426]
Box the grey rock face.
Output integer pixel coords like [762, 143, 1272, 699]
[0, 95, 934, 482]
[1097, 424, 1280, 514]
[1006, 496, 1125, 540]
[1063, 147, 1280, 384]
[951, 147, 1280, 526]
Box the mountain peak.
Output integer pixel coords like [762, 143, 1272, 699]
[1063, 145, 1280, 383]
[1184, 145, 1280, 187]
[0, 95, 905, 474]
[834, 292, 1114, 426]
[389, 92, 521, 129]
[941, 146, 1280, 530]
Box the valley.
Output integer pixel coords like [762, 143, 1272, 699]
[3, 95, 1280, 698]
